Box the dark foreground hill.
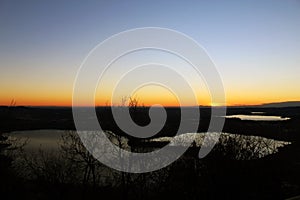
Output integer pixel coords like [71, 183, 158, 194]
[1, 105, 300, 199]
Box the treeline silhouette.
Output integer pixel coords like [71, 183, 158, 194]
[0, 105, 300, 199]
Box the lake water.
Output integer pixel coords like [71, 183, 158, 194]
[251, 112, 265, 114]
[150, 132, 291, 158]
[6, 130, 291, 159]
[225, 114, 290, 121]
[7, 129, 65, 151]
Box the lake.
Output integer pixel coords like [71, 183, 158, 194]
[225, 114, 290, 121]
[6, 129, 291, 159]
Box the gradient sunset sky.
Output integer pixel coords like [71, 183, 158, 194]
[1, 0, 299, 106]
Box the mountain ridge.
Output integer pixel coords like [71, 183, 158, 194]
[260, 101, 300, 108]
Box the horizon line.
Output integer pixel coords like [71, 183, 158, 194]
[1, 100, 300, 108]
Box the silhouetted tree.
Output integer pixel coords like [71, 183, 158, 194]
[0, 133, 12, 197]
[60, 131, 104, 188]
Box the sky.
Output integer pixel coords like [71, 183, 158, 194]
[0, 0, 300, 106]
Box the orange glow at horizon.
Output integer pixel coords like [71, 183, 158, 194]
[1, 77, 299, 107]
[1, 90, 299, 107]
[0, 98, 299, 107]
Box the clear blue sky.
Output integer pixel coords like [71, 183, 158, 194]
[1, 0, 299, 105]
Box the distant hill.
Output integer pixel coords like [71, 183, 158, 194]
[261, 101, 300, 108]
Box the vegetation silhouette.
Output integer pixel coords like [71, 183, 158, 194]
[0, 103, 300, 199]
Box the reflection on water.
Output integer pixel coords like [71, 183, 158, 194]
[251, 112, 265, 114]
[150, 132, 291, 158]
[225, 115, 290, 121]
[7, 130, 65, 151]
[6, 130, 291, 159]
